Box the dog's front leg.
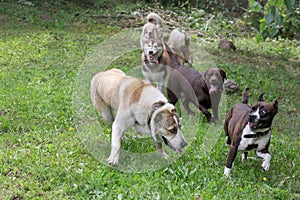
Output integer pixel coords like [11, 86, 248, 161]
[155, 141, 168, 159]
[211, 95, 221, 121]
[211, 103, 219, 121]
[107, 122, 123, 166]
[256, 150, 271, 171]
[224, 145, 238, 176]
[157, 84, 164, 93]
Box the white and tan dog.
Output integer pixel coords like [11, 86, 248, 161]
[168, 28, 193, 66]
[91, 68, 187, 166]
[140, 12, 162, 49]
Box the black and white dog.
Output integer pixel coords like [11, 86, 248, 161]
[224, 88, 278, 176]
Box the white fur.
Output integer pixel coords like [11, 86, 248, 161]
[241, 152, 247, 161]
[224, 167, 231, 177]
[140, 13, 162, 49]
[252, 108, 260, 119]
[238, 124, 271, 151]
[256, 151, 271, 171]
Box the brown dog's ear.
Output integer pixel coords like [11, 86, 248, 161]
[218, 68, 227, 81]
[258, 93, 264, 101]
[273, 99, 279, 113]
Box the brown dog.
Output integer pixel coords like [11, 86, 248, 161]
[167, 66, 227, 122]
[224, 88, 278, 176]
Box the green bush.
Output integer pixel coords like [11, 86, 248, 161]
[246, 0, 300, 42]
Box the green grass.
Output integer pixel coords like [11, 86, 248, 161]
[1, 1, 300, 199]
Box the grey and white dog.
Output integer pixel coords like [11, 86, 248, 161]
[140, 12, 162, 49]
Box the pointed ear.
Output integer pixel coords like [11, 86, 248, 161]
[273, 99, 279, 113]
[258, 93, 264, 101]
[218, 68, 227, 81]
[159, 32, 164, 40]
[148, 31, 154, 39]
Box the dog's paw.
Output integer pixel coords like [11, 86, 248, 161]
[241, 152, 248, 161]
[261, 160, 270, 171]
[224, 167, 231, 177]
[107, 157, 118, 166]
[161, 151, 169, 159]
[261, 153, 271, 171]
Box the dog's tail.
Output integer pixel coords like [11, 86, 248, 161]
[146, 12, 162, 29]
[242, 88, 249, 104]
[182, 31, 190, 47]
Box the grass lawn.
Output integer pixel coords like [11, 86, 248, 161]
[0, 1, 299, 199]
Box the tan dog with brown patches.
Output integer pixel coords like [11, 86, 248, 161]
[91, 68, 187, 166]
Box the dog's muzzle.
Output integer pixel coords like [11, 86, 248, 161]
[162, 132, 187, 155]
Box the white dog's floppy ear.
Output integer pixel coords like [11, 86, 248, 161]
[150, 112, 163, 142]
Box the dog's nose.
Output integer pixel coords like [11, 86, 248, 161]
[210, 77, 218, 84]
[248, 114, 256, 122]
[149, 51, 153, 55]
[181, 140, 187, 148]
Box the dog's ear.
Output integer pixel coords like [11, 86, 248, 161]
[148, 31, 154, 39]
[218, 68, 227, 81]
[273, 99, 279, 113]
[152, 101, 165, 110]
[158, 32, 164, 40]
[258, 93, 264, 102]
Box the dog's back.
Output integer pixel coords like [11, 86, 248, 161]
[168, 29, 193, 66]
[224, 88, 251, 140]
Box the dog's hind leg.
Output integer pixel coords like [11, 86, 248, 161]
[92, 94, 114, 126]
[241, 152, 248, 161]
[166, 87, 178, 105]
[224, 109, 232, 146]
[198, 104, 212, 122]
[183, 99, 195, 115]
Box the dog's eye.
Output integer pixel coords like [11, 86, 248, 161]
[251, 107, 256, 112]
[169, 128, 177, 134]
[260, 109, 267, 116]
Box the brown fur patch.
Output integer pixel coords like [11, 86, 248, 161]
[128, 80, 150, 105]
